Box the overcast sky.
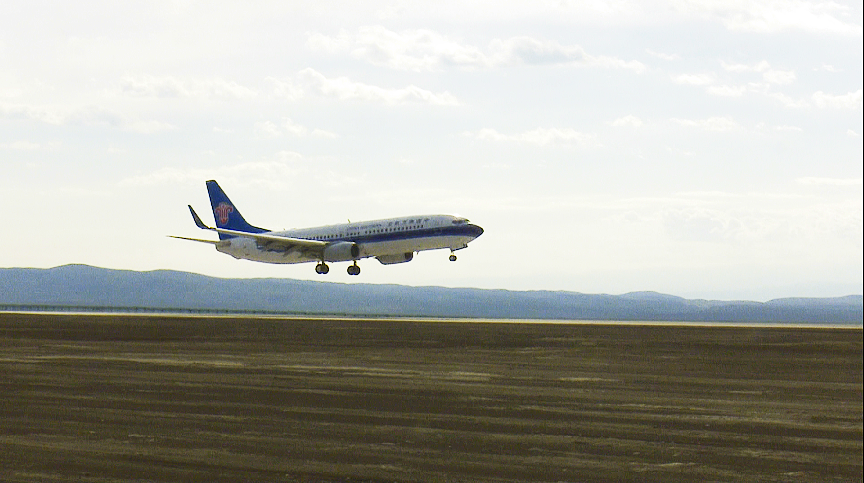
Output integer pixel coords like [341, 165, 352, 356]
[1, 1, 861, 300]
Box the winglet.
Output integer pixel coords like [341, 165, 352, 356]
[188, 205, 212, 230]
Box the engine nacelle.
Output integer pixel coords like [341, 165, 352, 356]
[376, 252, 414, 265]
[323, 241, 360, 262]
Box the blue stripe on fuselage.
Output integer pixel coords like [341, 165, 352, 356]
[345, 223, 482, 245]
[260, 223, 482, 249]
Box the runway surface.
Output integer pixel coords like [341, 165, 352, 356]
[1, 313, 861, 482]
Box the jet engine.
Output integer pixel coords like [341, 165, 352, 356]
[376, 252, 414, 265]
[323, 241, 360, 262]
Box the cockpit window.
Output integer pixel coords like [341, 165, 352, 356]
[452, 218, 469, 225]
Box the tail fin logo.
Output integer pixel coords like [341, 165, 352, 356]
[214, 202, 234, 225]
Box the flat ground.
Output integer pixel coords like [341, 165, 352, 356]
[0, 313, 860, 483]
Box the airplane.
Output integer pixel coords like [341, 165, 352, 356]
[170, 180, 484, 276]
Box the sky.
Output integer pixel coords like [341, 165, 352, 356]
[1, 1, 861, 301]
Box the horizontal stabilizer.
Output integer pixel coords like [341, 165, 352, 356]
[168, 235, 219, 245]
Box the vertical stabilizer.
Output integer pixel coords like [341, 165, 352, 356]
[205, 180, 268, 240]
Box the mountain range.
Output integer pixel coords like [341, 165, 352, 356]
[1, 265, 861, 323]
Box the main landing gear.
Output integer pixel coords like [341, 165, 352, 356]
[315, 261, 361, 275]
[347, 262, 361, 276]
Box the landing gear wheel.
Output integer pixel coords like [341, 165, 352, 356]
[315, 263, 329, 274]
[347, 263, 361, 276]
[449, 253, 457, 262]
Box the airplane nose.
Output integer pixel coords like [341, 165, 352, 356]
[468, 224, 484, 238]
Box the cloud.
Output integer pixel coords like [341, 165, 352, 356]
[761, 69, 796, 85]
[120, 76, 187, 98]
[660, 206, 751, 242]
[610, 115, 643, 127]
[706, 84, 748, 97]
[703, 82, 810, 108]
[646, 49, 680, 61]
[720, 60, 796, 85]
[796, 177, 863, 186]
[721, 60, 771, 73]
[119, 76, 257, 100]
[0, 103, 66, 125]
[309, 26, 487, 71]
[812, 89, 863, 109]
[278, 118, 307, 137]
[689, 0, 863, 36]
[63, 106, 178, 133]
[270, 68, 460, 106]
[675, 60, 800, 102]
[299, 68, 460, 105]
[671, 116, 741, 131]
[672, 73, 715, 85]
[816, 64, 842, 73]
[265, 77, 304, 101]
[619, 190, 863, 253]
[305, 30, 352, 53]
[254, 118, 338, 138]
[0, 102, 176, 132]
[308, 27, 645, 72]
[309, 128, 339, 138]
[766, 91, 810, 108]
[123, 119, 177, 134]
[118, 160, 305, 188]
[614, 196, 781, 244]
[464, 127, 595, 147]
[489, 37, 646, 72]
[254, 121, 282, 138]
[0, 140, 41, 150]
[119, 156, 365, 193]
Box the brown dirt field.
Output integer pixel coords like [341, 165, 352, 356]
[0, 313, 861, 482]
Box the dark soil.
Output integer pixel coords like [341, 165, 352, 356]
[1, 313, 860, 482]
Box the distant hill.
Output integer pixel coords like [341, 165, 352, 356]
[1, 265, 861, 324]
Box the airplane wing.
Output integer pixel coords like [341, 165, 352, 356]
[210, 226, 327, 249]
[183, 205, 328, 251]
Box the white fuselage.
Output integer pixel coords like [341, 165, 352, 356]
[214, 214, 483, 264]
